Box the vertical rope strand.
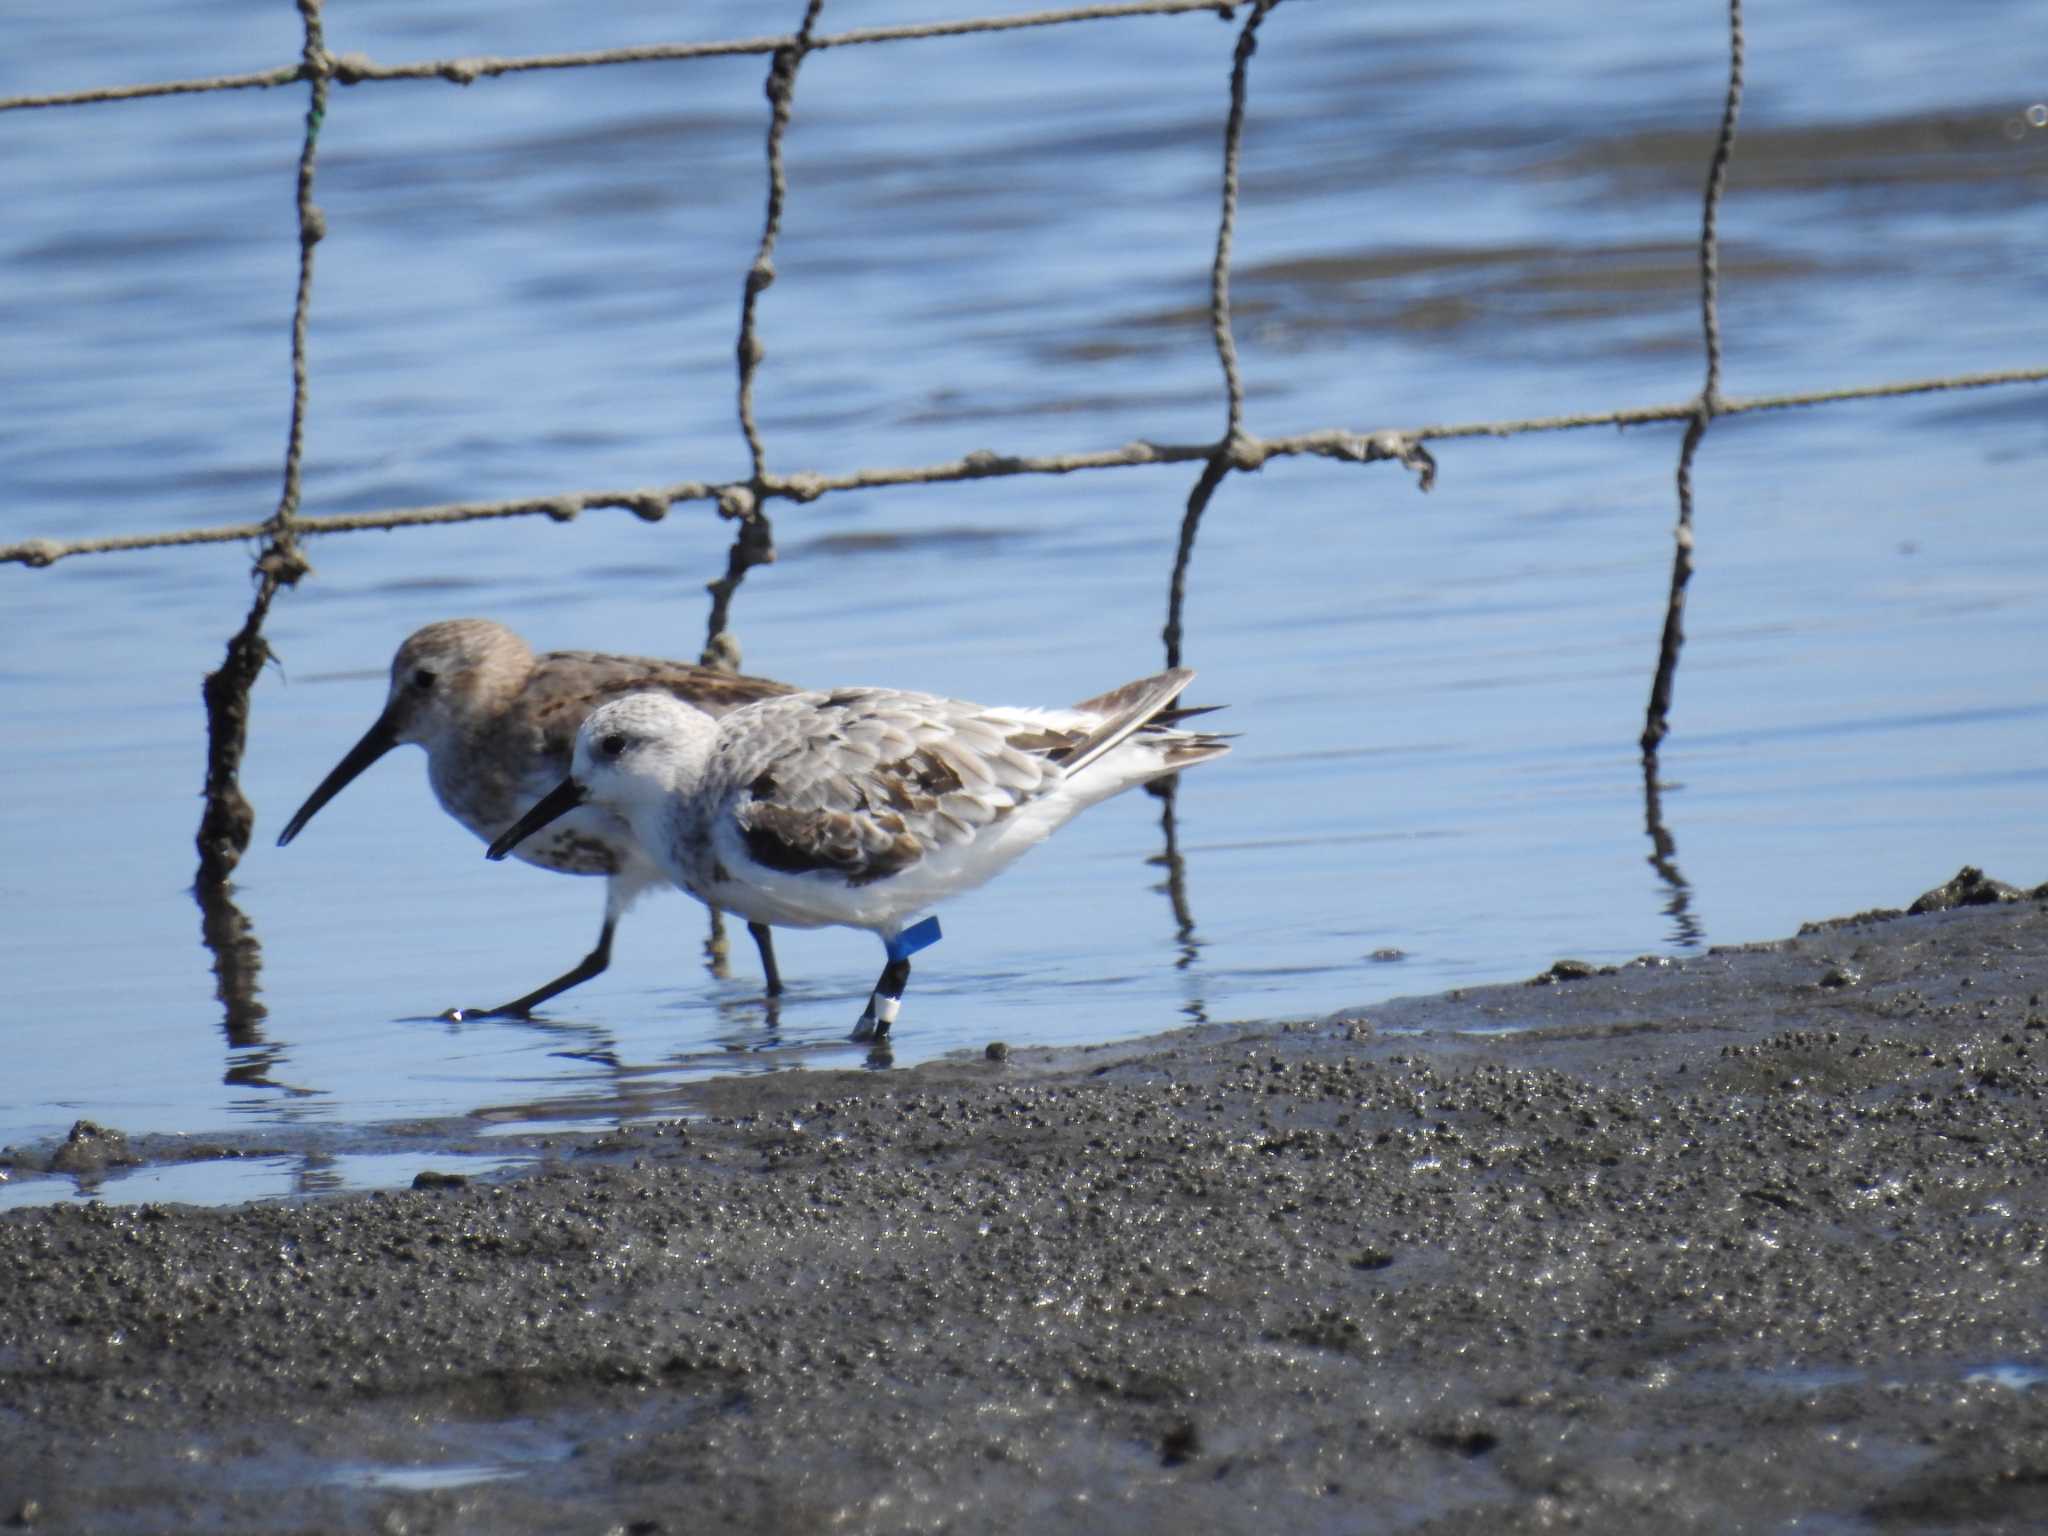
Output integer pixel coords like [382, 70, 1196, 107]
[707, 0, 827, 669]
[1637, 0, 1743, 948]
[1208, 0, 1276, 446]
[1641, 0, 1745, 758]
[1161, 0, 1278, 670]
[195, 0, 327, 889]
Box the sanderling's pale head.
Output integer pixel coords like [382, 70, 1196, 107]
[486, 693, 716, 862]
[571, 693, 715, 782]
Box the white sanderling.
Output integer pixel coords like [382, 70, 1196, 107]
[276, 618, 797, 1017]
[486, 668, 1231, 1042]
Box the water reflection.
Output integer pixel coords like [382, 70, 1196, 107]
[1148, 768, 1214, 1026]
[1640, 756, 1705, 949]
[1146, 777, 1204, 973]
[194, 881, 318, 1098]
[294, 1152, 345, 1199]
[708, 986, 783, 1051]
[702, 908, 733, 983]
[195, 879, 266, 1046]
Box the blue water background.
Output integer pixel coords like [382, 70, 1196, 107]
[3, 0, 2044, 1196]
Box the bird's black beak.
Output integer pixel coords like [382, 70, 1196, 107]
[275, 710, 402, 847]
[486, 778, 588, 861]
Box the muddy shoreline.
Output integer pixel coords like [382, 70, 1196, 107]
[4, 881, 2048, 1533]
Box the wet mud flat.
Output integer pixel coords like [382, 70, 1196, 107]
[4, 881, 2048, 1533]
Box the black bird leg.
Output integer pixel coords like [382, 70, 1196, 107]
[446, 917, 616, 1022]
[852, 954, 912, 1042]
[749, 921, 783, 997]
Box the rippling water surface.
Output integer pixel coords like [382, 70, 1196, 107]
[4, 0, 2045, 1198]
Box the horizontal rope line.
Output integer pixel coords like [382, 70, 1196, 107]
[7, 363, 2044, 568]
[0, 1, 1230, 112]
[1413, 364, 2048, 441]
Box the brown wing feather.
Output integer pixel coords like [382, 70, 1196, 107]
[737, 802, 926, 886]
[1053, 668, 1195, 776]
[724, 689, 1053, 887]
[523, 654, 795, 759]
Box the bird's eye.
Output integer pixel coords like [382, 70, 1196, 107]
[599, 733, 627, 759]
[412, 668, 436, 691]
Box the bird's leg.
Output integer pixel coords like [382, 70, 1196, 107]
[851, 955, 912, 1042]
[851, 918, 939, 1041]
[749, 921, 783, 997]
[446, 917, 616, 1022]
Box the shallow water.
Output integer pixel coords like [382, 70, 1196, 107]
[0, 1149, 531, 1214]
[4, 1, 2045, 1196]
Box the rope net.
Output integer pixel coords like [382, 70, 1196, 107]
[2, 0, 2042, 905]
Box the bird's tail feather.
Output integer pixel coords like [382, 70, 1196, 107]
[1059, 669, 1229, 778]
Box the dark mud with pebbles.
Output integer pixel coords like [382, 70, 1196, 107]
[4, 879, 2048, 1533]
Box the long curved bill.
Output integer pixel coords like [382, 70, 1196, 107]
[275, 711, 401, 847]
[486, 778, 589, 861]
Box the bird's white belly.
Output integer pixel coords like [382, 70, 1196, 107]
[693, 804, 1063, 934]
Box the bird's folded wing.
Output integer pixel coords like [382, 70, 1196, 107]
[523, 654, 795, 756]
[724, 690, 1063, 887]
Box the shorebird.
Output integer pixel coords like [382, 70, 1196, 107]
[486, 669, 1230, 1041]
[276, 619, 797, 1018]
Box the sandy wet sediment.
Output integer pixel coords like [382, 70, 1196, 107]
[2, 886, 2047, 1533]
